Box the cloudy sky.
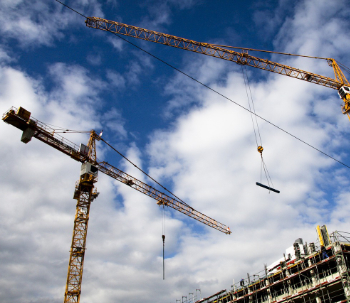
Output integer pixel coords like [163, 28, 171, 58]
[1, 0, 350, 302]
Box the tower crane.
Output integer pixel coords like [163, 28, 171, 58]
[85, 17, 350, 119]
[2, 106, 231, 303]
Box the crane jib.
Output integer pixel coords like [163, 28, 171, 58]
[86, 17, 350, 117]
[85, 17, 346, 90]
[2, 106, 231, 235]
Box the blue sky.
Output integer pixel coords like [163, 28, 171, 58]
[1, 1, 350, 302]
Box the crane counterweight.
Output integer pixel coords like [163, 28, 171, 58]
[339, 86, 350, 115]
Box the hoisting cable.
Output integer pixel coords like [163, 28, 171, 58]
[240, 65, 262, 148]
[55, 0, 87, 18]
[55, 0, 350, 172]
[99, 138, 172, 279]
[211, 45, 331, 60]
[53, 130, 90, 133]
[256, 147, 280, 193]
[51, 128, 90, 134]
[43, 121, 92, 134]
[241, 65, 279, 193]
[162, 203, 165, 280]
[338, 61, 350, 75]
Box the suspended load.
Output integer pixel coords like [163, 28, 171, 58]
[256, 146, 280, 194]
[256, 182, 280, 193]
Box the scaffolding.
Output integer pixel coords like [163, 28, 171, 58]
[188, 229, 350, 303]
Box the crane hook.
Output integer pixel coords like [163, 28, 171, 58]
[162, 234, 165, 280]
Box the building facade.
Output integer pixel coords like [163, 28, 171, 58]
[196, 226, 350, 303]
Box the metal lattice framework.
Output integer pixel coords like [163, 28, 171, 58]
[85, 17, 349, 90]
[64, 179, 97, 303]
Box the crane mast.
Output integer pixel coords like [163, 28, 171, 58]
[2, 106, 231, 302]
[63, 131, 101, 303]
[65, 156, 98, 302]
[85, 17, 350, 117]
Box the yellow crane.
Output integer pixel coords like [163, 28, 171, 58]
[85, 17, 350, 119]
[2, 106, 231, 303]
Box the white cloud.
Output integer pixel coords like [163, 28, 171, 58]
[136, 0, 198, 33]
[102, 107, 127, 139]
[47, 62, 106, 122]
[0, 0, 104, 47]
[106, 70, 126, 89]
[107, 36, 124, 51]
[123, 53, 155, 86]
[1, 0, 350, 303]
[274, 0, 350, 57]
[87, 52, 102, 66]
[0, 47, 14, 64]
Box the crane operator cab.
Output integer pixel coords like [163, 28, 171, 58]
[80, 162, 98, 183]
[338, 86, 350, 114]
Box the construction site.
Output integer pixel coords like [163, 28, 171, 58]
[191, 226, 350, 303]
[1, 2, 350, 303]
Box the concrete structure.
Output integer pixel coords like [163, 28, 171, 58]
[195, 227, 350, 303]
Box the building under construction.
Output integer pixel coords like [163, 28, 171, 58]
[194, 226, 350, 303]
